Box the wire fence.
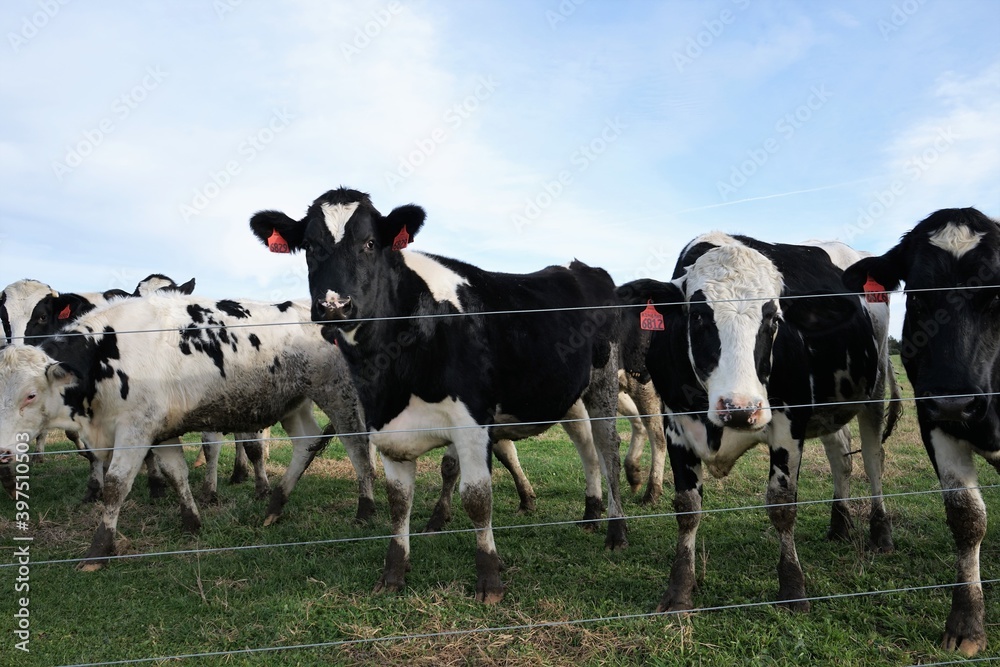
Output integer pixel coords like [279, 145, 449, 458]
[4, 281, 999, 664]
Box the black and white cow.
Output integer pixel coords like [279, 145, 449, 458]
[249, 187, 624, 603]
[844, 207, 1000, 657]
[0, 293, 376, 569]
[618, 233, 898, 613]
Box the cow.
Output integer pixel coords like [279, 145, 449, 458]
[0, 293, 377, 570]
[2, 275, 271, 502]
[843, 207, 1000, 657]
[249, 187, 625, 603]
[618, 233, 898, 614]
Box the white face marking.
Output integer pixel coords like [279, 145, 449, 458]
[929, 224, 985, 259]
[400, 251, 469, 312]
[321, 201, 360, 243]
[2, 279, 57, 343]
[928, 428, 980, 490]
[683, 242, 782, 428]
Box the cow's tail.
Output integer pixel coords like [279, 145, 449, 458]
[882, 357, 903, 443]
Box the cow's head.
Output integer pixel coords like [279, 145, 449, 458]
[678, 242, 782, 429]
[621, 238, 783, 430]
[844, 207, 1000, 424]
[132, 274, 196, 297]
[1, 279, 57, 347]
[0, 345, 78, 495]
[249, 188, 426, 330]
[23, 294, 95, 344]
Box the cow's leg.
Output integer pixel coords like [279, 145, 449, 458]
[264, 404, 321, 526]
[155, 443, 202, 534]
[858, 408, 893, 552]
[374, 456, 415, 594]
[81, 449, 104, 503]
[657, 434, 703, 613]
[585, 356, 628, 550]
[455, 429, 504, 603]
[927, 428, 988, 657]
[492, 439, 536, 514]
[199, 434, 222, 504]
[339, 428, 378, 524]
[820, 425, 854, 542]
[425, 444, 459, 532]
[230, 435, 251, 485]
[235, 432, 269, 498]
[33, 431, 47, 464]
[619, 390, 647, 494]
[767, 438, 809, 612]
[144, 444, 170, 500]
[79, 441, 149, 571]
[561, 401, 604, 528]
[635, 380, 666, 505]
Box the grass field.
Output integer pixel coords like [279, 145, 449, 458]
[2, 357, 998, 666]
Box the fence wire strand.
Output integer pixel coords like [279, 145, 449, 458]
[53, 577, 1000, 667]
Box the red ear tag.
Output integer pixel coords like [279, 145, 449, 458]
[863, 276, 889, 304]
[58, 304, 72, 320]
[640, 300, 665, 331]
[268, 229, 290, 254]
[391, 227, 411, 251]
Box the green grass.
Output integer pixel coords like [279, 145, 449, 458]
[2, 357, 998, 666]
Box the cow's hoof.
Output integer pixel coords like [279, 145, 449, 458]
[354, 497, 376, 525]
[77, 561, 105, 573]
[777, 598, 811, 613]
[869, 517, 894, 553]
[624, 466, 642, 493]
[656, 601, 693, 615]
[640, 486, 662, 506]
[517, 497, 537, 514]
[181, 508, 202, 534]
[201, 491, 220, 506]
[604, 519, 629, 551]
[423, 510, 451, 533]
[942, 631, 986, 657]
[373, 575, 405, 594]
[80, 489, 102, 504]
[148, 484, 168, 500]
[229, 467, 249, 485]
[254, 485, 270, 500]
[263, 514, 280, 527]
[476, 587, 505, 604]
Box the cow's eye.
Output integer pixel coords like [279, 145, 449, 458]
[24, 392, 36, 405]
[364, 239, 375, 251]
[37, 315, 47, 325]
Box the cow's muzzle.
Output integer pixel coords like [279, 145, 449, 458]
[312, 293, 354, 323]
[922, 392, 986, 423]
[0, 451, 15, 499]
[716, 397, 767, 430]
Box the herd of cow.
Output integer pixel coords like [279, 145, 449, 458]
[0, 190, 997, 656]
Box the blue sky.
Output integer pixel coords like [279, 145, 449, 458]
[2, 0, 998, 336]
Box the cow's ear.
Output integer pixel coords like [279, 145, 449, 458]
[380, 204, 426, 250]
[616, 279, 685, 317]
[843, 246, 905, 294]
[51, 294, 90, 322]
[249, 210, 306, 254]
[175, 278, 196, 294]
[46, 362, 78, 389]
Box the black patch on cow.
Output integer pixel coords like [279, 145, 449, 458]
[248, 333, 261, 350]
[753, 300, 778, 384]
[117, 369, 130, 400]
[24, 293, 97, 343]
[40, 326, 121, 420]
[0, 291, 10, 344]
[687, 291, 721, 383]
[178, 306, 229, 377]
[216, 300, 250, 319]
[103, 289, 130, 300]
[269, 356, 282, 374]
[275, 301, 293, 312]
[770, 447, 791, 478]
